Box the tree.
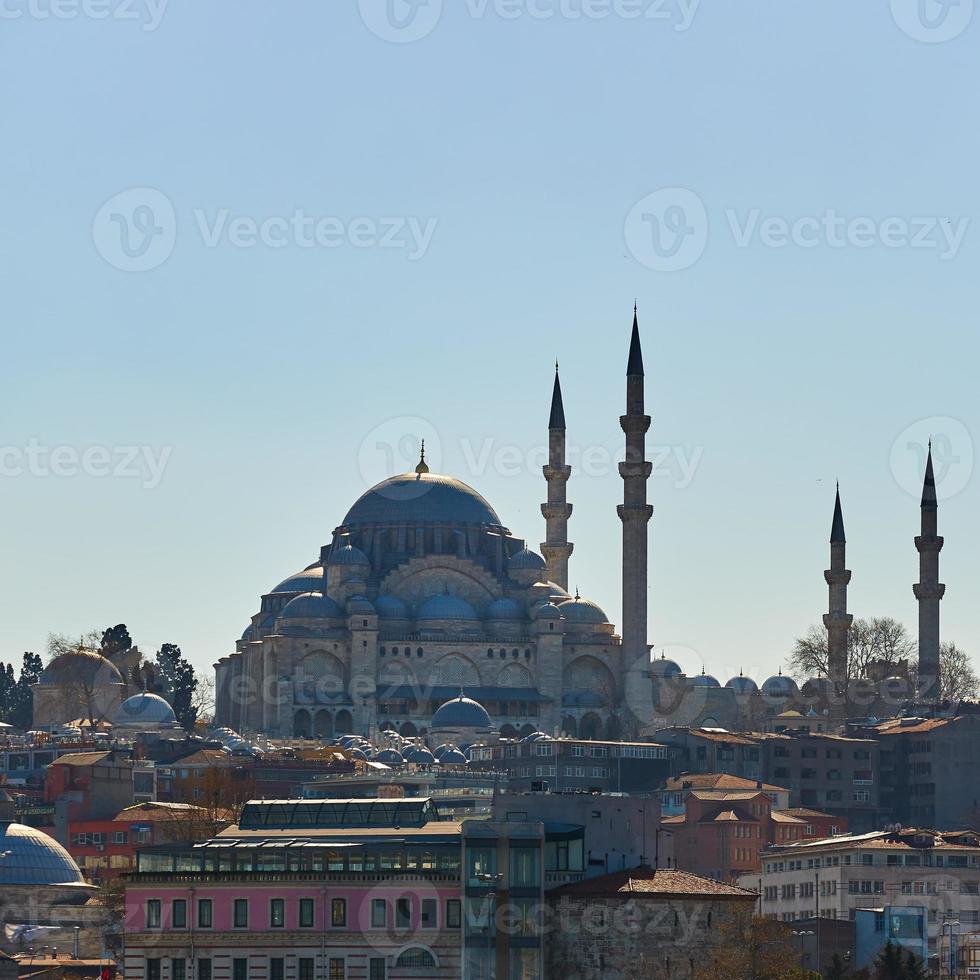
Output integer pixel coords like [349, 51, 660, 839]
[155, 643, 198, 730]
[0, 663, 16, 723]
[47, 630, 102, 659]
[824, 953, 853, 980]
[192, 673, 216, 725]
[100, 624, 132, 659]
[10, 652, 43, 730]
[691, 912, 816, 980]
[938, 641, 980, 701]
[870, 941, 910, 980]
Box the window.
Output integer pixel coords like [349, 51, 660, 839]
[197, 899, 212, 929]
[396, 897, 411, 929]
[170, 961, 185, 980]
[299, 898, 315, 927]
[446, 899, 461, 928]
[421, 899, 436, 928]
[233, 899, 249, 928]
[172, 899, 187, 929]
[270, 898, 285, 928]
[198, 960, 211, 980]
[270, 960, 284, 980]
[329, 960, 345, 980]
[369, 960, 385, 980]
[395, 950, 436, 969]
[332, 897, 347, 927]
[112, 831, 128, 844]
[510, 848, 540, 887]
[146, 960, 161, 980]
[233, 960, 248, 980]
[146, 900, 162, 929]
[298, 960, 315, 980]
[372, 899, 387, 928]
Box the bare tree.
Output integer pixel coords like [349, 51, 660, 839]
[939, 641, 980, 702]
[192, 674, 216, 725]
[787, 617, 915, 686]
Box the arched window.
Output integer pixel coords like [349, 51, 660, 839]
[380, 647, 386, 656]
[391, 646, 399, 656]
[417, 647, 423, 658]
[395, 949, 436, 969]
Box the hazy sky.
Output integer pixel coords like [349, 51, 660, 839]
[1, 1, 977, 684]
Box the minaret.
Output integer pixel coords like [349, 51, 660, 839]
[914, 443, 944, 700]
[541, 363, 573, 590]
[823, 485, 852, 690]
[618, 307, 653, 667]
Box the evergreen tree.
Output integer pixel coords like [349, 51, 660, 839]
[0, 663, 16, 723]
[10, 652, 43, 730]
[871, 941, 905, 980]
[824, 952, 851, 980]
[100, 624, 132, 659]
[901, 949, 928, 980]
[155, 643, 198, 730]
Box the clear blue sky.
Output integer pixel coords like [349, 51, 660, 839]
[1, 1, 977, 684]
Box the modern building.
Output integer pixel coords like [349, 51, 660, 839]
[854, 905, 928, 972]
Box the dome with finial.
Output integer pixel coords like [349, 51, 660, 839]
[726, 672, 759, 694]
[651, 652, 683, 679]
[431, 692, 492, 730]
[556, 592, 609, 624]
[762, 672, 798, 699]
[328, 542, 370, 567]
[691, 668, 720, 688]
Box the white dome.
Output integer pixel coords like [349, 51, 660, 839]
[0, 822, 86, 886]
[115, 692, 178, 727]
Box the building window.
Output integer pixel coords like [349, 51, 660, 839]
[146, 960, 161, 980]
[369, 960, 385, 980]
[396, 897, 412, 929]
[197, 960, 211, 980]
[372, 899, 387, 928]
[332, 898, 347, 927]
[446, 899, 461, 928]
[270, 898, 285, 928]
[510, 848, 540, 887]
[172, 960, 186, 980]
[172, 899, 187, 929]
[421, 898, 436, 928]
[270, 960, 284, 980]
[233, 961, 248, 980]
[395, 949, 436, 969]
[146, 900, 162, 929]
[329, 959, 345, 980]
[197, 899, 212, 929]
[233, 899, 249, 928]
[299, 960, 315, 980]
[112, 831, 128, 844]
[299, 898, 315, 927]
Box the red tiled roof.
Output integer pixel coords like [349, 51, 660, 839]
[549, 866, 757, 899]
[664, 774, 788, 794]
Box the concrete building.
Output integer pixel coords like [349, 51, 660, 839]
[658, 774, 790, 816]
[546, 866, 757, 980]
[44, 751, 136, 844]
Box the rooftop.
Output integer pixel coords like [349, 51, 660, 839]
[549, 866, 757, 900]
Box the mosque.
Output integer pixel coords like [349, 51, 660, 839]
[214, 310, 948, 743]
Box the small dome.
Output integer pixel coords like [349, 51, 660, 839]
[433, 743, 453, 759]
[801, 676, 835, 699]
[375, 595, 410, 619]
[431, 693, 492, 729]
[417, 593, 479, 622]
[349, 748, 368, 760]
[692, 670, 720, 688]
[557, 596, 609, 624]
[346, 595, 376, 615]
[441, 747, 468, 765]
[532, 601, 563, 620]
[762, 674, 798, 698]
[38, 650, 123, 687]
[651, 655, 683, 679]
[328, 543, 370, 567]
[0, 822, 86, 886]
[116, 692, 177, 726]
[240, 625, 255, 642]
[509, 548, 547, 571]
[280, 592, 344, 620]
[404, 745, 436, 765]
[486, 598, 524, 621]
[375, 749, 405, 765]
[726, 674, 759, 694]
[271, 566, 325, 595]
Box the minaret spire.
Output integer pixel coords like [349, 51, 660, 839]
[914, 442, 944, 700]
[541, 363, 573, 589]
[618, 306, 653, 673]
[824, 485, 852, 690]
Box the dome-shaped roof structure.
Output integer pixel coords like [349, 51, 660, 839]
[0, 821, 86, 886]
[375, 749, 405, 766]
[115, 692, 178, 727]
[240, 625, 255, 642]
[532, 601, 563, 620]
[801, 676, 835, 699]
[486, 598, 524, 621]
[349, 747, 368, 760]
[404, 744, 436, 765]
[726, 674, 759, 694]
[651, 654, 683, 679]
[557, 596, 609, 624]
[328, 543, 370, 567]
[346, 595, 376, 615]
[343, 472, 504, 529]
[692, 670, 720, 688]
[433, 743, 453, 759]
[431, 693, 492, 730]
[508, 548, 547, 571]
[375, 595, 410, 619]
[38, 650, 123, 687]
[762, 674, 798, 698]
[417, 593, 479, 622]
[271, 566, 325, 595]
[440, 747, 468, 765]
[279, 592, 344, 620]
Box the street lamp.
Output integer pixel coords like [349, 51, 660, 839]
[941, 920, 960, 980]
[792, 930, 815, 969]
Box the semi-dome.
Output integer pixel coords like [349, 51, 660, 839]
[271, 567, 325, 594]
[431, 693, 492, 730]
[376, 595, 410, 619]
[38, 650, 123, 687]
[762, 674, 798, 698]
[0, 821, 86, 886]
[486, 598, 524, 621]
[557, 596, 609, 624]
[508, 548, 547, 571]
[417, 593, 479, 622]
[115, 692, 178, 726]
[328, 543, 370, 567]
[279, 592, 344, 620]
[726, 674, 759, 694]
[343, 472, 504, 529]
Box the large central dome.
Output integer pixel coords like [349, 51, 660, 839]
[342, 472, 505, 529]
